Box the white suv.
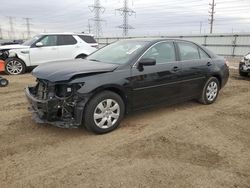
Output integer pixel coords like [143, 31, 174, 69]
[0, 33, 98, 75]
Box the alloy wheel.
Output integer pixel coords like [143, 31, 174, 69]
[206, 81, 218, 102]
[6, 60, 23, 75]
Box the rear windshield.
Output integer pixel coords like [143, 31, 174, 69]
[78, 35, 97, 44]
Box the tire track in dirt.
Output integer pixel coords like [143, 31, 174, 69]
[0, 72, 249, 188]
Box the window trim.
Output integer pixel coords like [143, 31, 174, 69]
[198, 47, 210, 59]
[132, 41, 178, 68]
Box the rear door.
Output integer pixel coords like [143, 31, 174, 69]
[29, 35, 59, 65]
[57, 35, 78, 60]
[131, 41, 183, 109]
[78, 35, 98, 48]
[176, 41, 211, 98]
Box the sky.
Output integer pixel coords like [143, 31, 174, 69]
[0, 0, 250, 39]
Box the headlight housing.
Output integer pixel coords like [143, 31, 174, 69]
[55, 83, 84, 98]
[55, 84, 73, 98]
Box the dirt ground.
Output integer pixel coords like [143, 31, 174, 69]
[0, 70, 249, 188]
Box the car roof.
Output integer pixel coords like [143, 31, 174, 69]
[39, 32, 94, 36]
[123, 38, 196, 43]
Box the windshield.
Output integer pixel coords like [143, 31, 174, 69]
[22, 35, 42, 46]
[86, 40, 149, 64]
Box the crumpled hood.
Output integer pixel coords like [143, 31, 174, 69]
[0, 44, 29, 50]
[32, 59, 119, 82]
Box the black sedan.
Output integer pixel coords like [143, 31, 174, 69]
[25, 39, 229, 134]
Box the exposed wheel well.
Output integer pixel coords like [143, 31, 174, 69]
[88, 87, 128, 113]
[8, 56, 27, 69]
[211, 75, 222, 89]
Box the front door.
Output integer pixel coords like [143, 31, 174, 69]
[131, 41, 183, 109]
[29, 35, 59, 65]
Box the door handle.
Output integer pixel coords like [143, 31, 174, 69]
[207, 62, 212, 66]
[172, 66, 180, 72]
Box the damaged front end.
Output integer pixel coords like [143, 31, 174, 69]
[25, 79, 88, 128]
[0, 50, 9, 61]
[240, 56, 250, 73]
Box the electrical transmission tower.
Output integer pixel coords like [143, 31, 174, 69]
[24, 17, 32, 39]
[116, 0, 136, 36]
[89, 0, 105, 38]
[7, 16, 15, 39]
[209, 0, 216, 34]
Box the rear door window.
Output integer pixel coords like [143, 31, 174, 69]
[78, 35, 97, 44]
[57, 35, 77, 45]
[177, 42, 200, 61]
[199, 48, 210, 59]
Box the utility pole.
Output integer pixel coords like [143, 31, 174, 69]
[209, 0, 216, 34]
[0, 26, 2, 39]
[89, 0, 105, 38]
[87, 21, 92, 34]
[24, 17, 32, 39]
[116, 0, 136, 37]
[7, 16, 15, 39]
[199, 21, 203, 34]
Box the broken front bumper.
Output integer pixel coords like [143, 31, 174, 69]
[25, 87, 85, 128]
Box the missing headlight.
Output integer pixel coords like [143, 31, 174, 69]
[55, 84, 73, 98]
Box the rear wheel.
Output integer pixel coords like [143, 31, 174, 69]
[84, 91, 125, 134]
[199, 77, 220, 105]
[5, 58, 26, 75]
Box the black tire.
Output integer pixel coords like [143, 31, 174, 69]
[0, 78, 9, 87]
[84, 91, 125, 134]
[239, 70, 248, 77]
[5, 57, 26, 75]
[199, 77, 220, 105]
[75, 54, 87, 59]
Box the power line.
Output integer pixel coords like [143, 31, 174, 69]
[116, 0, 136, 36]
[24, 17, 32, 39]
[88, 0, 105, 37]
[209, 0, 216, 34]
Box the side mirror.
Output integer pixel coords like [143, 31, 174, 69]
[35, 42, 43, 47]
[137, 58, 156, 71]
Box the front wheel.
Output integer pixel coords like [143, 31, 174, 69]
[84, 91, 125, 134]
[5, 58, 26, 75]
[199, 77, 220, 105]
